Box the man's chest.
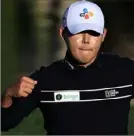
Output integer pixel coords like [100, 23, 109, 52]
[38, 69, 133, 114]
[36, 69, 133, 133]
[40, 69, 133, 100]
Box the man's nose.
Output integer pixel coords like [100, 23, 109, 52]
[82, 33, 90, 44]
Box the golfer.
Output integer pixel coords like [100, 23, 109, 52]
[1, 0, 134, 135]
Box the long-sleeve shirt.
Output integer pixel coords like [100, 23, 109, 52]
[1, 52, 134, 135]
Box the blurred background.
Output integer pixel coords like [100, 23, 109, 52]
[1, 0, 134, 135]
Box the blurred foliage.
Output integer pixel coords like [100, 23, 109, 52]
[1, 0, 134, 135]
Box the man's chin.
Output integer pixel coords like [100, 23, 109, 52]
[78, 57, 96, 66]
[77, 60, 91, 65]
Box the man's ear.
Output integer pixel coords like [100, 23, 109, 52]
[59, 27, 64, 40]
[102, 28, 107, 42]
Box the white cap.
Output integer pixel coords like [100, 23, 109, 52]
[62, 0, 104, 34]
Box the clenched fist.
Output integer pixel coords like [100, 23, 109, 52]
[2, 77, 37, 108]
[6, 76, 37, 98]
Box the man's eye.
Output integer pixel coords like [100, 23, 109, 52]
[88, 30, 100, 37]
[80, 30, 100, 37]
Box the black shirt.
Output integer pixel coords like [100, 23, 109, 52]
[1, 52, 134, 135]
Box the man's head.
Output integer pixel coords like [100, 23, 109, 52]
[60, 0, 107, 66]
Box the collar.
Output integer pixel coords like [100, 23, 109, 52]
[63, 51, 104, 71]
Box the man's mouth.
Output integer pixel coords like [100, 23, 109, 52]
[79, 48, 93, 51]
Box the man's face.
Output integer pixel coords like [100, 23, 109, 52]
[60, 28, 107, 65]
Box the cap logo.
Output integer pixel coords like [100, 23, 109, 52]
[80, 8, 94, 19]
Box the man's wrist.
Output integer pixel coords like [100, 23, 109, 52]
[5, 88, 13, 98]
[1, 89, 13, 108]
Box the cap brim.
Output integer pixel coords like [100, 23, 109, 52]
[67, 23, 103, 35]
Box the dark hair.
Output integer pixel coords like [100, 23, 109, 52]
[62, 27, 73, 38]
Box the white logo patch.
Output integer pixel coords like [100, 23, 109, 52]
[54, 91, 80, 102]
[105, 89, 119, 98]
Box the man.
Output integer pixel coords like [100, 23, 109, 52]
[1, 0, 134, 135]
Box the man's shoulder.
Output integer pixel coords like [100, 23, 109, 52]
[30, 59, 64, 77]
[101, 52, 134, 70]
[101, 52, 134, 63]
[46, 59, 64, 69]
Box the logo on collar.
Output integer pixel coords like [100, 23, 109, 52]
[80, 8, 94, 19]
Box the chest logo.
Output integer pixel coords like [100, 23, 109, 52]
[54, 91, 80, 102]
[105, 89, 119, 98]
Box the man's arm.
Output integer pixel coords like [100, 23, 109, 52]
[130, 59, 134, 98]
[1, 67, 45, 131]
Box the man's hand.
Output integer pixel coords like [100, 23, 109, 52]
[1, 77, 37, 108]
[7, 76, 37, 98]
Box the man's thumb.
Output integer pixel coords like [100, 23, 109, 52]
[34, 80, 38, 84]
